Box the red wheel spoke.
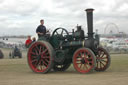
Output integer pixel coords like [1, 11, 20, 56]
[79, 64, 82, 69]
[42, 46, 45, 51]
[31, 59, 37, 63]
[37, 60, 41, 67]
[32, 55, 37, 58]
[84, 52, 87, 58]
[43, 49, 48, 54]
[30, 52, 36, 55]
[87, 61, 91, 64]
[87, 59, 92, 64]
[44, 59, 49, 63]
[39, 46, 42, 54]
[35, 46, 40, 51]
[33, 61, 38, 67]
[84, 64, 88, 70]
[42, 60, 48, 66]
[34, 49, 39, 55]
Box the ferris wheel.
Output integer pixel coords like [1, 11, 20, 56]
[104, 23, 119, 34]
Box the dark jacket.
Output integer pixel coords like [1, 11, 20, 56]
[36, 25, 46, 37]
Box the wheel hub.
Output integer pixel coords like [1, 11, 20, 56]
[37, 55, 41, 60]
[81, 58, 86, 64]
[36, 55, 42, 64]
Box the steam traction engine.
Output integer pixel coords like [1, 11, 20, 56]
[27, 9, 111, 74]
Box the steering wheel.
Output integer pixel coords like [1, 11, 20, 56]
[52, 27, 69, 37]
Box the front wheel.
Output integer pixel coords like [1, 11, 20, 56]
[95, 47, 111, 71]
[27, 41, 54, 73]
[73, 48, 96, 74]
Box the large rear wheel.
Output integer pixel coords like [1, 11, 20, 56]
[95, 47, 111, 71]
[27, 41, 54, 73]
[73, 48, 96, 74]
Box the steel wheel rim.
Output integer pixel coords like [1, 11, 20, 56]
[74, 49, 95, 73]
[28, 42, 51, 72]
[95, 48, 110, 71]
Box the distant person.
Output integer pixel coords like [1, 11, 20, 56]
[36, 19, 46, 38]
[14, 46, 19, 52]
[25, 36, 32, 48]
[32, 37, 36, 43]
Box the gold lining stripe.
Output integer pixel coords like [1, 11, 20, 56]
[82, 41, 85, 47]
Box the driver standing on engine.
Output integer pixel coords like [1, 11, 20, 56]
[36, 19, 46, 38]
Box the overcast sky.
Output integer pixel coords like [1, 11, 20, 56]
[0, 0, 128, 36]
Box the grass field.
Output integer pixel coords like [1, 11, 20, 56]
[0, 48, 128, 85]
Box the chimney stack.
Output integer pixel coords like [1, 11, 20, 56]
[85, 8, 94, 38]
